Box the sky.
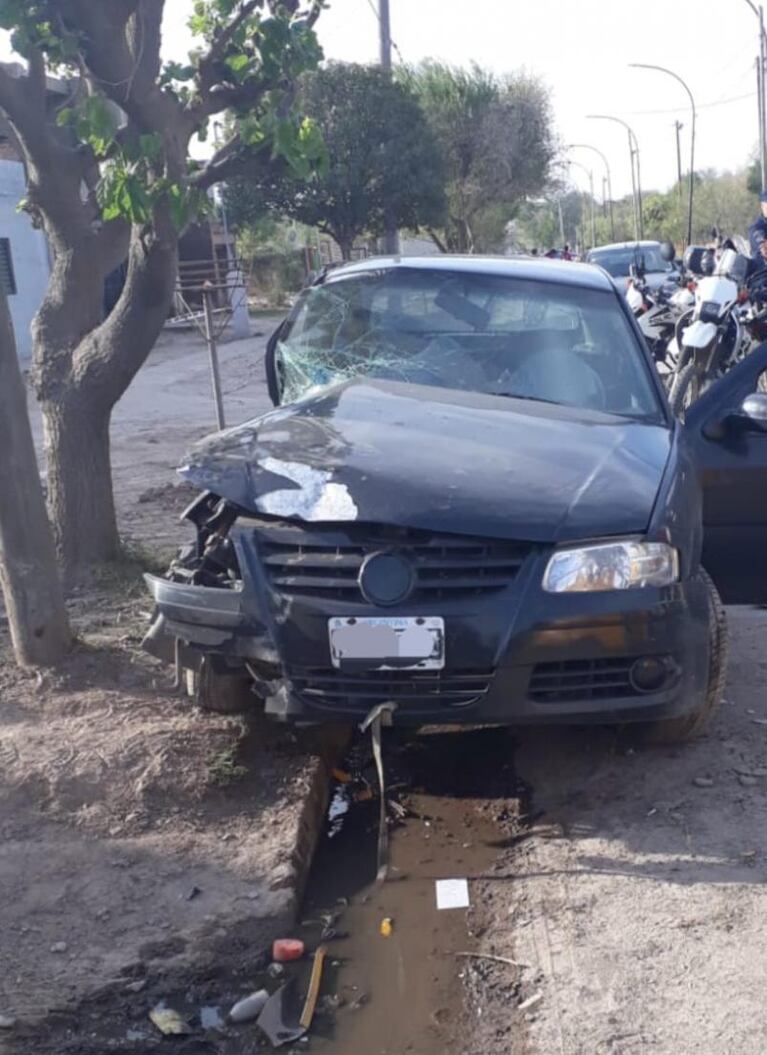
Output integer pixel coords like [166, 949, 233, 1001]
[3, 0, 763, 201]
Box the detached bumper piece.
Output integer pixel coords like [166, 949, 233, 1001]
[142, 573, 277, 668]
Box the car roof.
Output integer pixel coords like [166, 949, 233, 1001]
[587, 241, 661, 253]
[321, 254, 615, 292]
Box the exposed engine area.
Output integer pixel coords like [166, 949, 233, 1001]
[167, 492, 242, 589]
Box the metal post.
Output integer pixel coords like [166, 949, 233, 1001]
[586, 116, 641, 242]
[202, 287, 226, 431]
[557, 198, 565, 245]
[628, 131, 639, 241]
[629, 64, 695, 246]
[761, 7, 767, 185]
[633, 132, 644, 239]
[674, 121, 684, 206]
[568, 143, 615, 241]
[759, 56, 766, 189]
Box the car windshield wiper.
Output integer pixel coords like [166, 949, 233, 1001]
[493, 392, 566, 407]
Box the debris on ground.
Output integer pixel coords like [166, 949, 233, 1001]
[50, 942, 67, 954]
[229, 989, 269, 1023]
[692, 776, 715, 788]
[149, 1005, 193, 1036]
[299, 946, 327, 1030]
[0, 1015, 17, 1029]
[518, 991, 543, 1011]
[257, 980, 306, 1048]
[436, 878, 470, 910]
[380, 917, 394, 937]
[273, 938, 305, 962]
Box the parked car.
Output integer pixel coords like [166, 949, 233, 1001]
[144, 256, 767, 743]
[586, 240, 677, 292]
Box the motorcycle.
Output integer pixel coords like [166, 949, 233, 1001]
[626, 243, 696, 386]
[666, 245, 750, 415]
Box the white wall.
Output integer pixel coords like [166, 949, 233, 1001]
[0, 159, 50, 359]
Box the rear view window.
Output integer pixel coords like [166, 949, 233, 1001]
[588, 246, 671, 277]
[277, 268, 662, 420]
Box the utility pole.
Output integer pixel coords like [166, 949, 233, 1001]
[744, 0, 767, 185]
[379, 0, 399, 255]
[759, 55, 766, 188]
[379, 0, 392, 70]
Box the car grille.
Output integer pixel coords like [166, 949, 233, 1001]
[252, 518, 533, 601]
[287, 666, 495, 713]
[529, 658, 640, 703]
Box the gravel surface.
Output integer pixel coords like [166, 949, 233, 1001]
[466, 606, 767, 1055]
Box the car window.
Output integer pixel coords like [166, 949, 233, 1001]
[588, 246, 671, 277]
[277, 268, 662, 420]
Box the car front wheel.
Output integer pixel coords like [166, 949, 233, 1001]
[637, 569, 728, 745]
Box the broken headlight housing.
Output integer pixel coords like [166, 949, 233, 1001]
[542, 540, 679, 593]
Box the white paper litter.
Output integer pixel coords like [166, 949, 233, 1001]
[436, 878, 470, 910]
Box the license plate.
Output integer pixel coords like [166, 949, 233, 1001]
[328, 616, 445, 670]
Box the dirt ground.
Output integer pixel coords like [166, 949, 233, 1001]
[0, 573, 338, 1054]
[2, 323, 339, 1052]
[466, 606, 767, 1055]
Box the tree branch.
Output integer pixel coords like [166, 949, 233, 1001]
[0, 63, 24, 121]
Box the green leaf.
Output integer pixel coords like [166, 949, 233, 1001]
[225, 53, 251, 82]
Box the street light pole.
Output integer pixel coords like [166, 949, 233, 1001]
[630, 63, 696, 246]
[567, 159, 596, 249]
[568, 143, 615, 241]
[674, 120, 684, 206]
[587, 114, 643, 241]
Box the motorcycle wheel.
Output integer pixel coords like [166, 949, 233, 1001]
[669, 361, 700, 418]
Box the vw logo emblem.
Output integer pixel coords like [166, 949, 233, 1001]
[359, 551, 415, 606]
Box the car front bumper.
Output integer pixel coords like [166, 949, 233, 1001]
[144, 520, 711, 727]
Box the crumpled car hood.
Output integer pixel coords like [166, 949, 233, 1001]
[179, 379, 671, 543]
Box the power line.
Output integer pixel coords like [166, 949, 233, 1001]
[621, 90, 755, 117]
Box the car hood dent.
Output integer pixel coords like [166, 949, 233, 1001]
[179, 379, 671, 542]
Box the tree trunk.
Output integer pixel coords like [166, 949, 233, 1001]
[41, 396, 118, 573]
[0, 293, 71, 666]
[32, 227, 178, 577]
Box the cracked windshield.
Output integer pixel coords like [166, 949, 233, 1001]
[278, 269, 659, 416]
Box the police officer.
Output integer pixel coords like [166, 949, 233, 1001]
[749, 190, 767, 264]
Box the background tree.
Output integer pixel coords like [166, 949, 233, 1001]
[0, 291, 70, 667]
[226, 62, 445, 260]
[406, 61, 556, 253]
[0, 0, 325, 576]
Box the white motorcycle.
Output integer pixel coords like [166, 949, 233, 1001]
[666, 246, 750, 415]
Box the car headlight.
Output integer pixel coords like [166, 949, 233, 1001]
[543, 540, 679, 593]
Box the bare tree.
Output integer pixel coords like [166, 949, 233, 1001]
[0, 0, 325, 576]
[0, 292, 70, 666]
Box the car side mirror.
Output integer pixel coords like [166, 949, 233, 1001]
[265, 322, 286, 406]
[739, 392, 767, 431]
[703, 392, 767, 440]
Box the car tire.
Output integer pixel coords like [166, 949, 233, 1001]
[185, 657, 255, 714]
[638, 569, 728, 745]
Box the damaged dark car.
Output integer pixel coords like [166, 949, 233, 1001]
[144, 256, 767, 743]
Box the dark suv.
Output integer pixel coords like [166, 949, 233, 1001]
[144, 256, 767, 743]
